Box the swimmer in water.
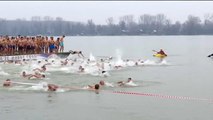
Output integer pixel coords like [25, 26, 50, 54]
[99, 80, 105, 86]
[88, 84, 100, 94]
[47, 84, 59, 91]
[101, 71, 109, 77]
[3, 79, 12, 87]
[22, 71, 33, 78]
[69, 50, 84, 58]
[33, 65, 46, 72]
[61, 59, 68, 66]
[78, 66, 85, 72]
[117, 78, 133, 86]
[48, 83, 100, 93]
[28, 74, 45, 79]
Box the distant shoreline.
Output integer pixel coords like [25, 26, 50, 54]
[1, 14, 213, 36]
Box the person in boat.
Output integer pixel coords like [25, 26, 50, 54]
[156, 49, 167, 56]
[3, 79, 12, 87]
[22, 71, 33, 78]
[69, 50, 84, 58]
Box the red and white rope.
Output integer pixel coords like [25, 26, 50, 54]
[112, 91, 213, 103]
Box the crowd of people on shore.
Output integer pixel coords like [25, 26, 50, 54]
[0, 35, 65, 56]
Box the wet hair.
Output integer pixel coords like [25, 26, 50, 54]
[99, 80, 105, 86]
[94, 84, 100, 90]
[102, 71, 106, 74]
[127, 78, 132, 82]
[3, 79, 11, 87]
[48, 84, 58, 91]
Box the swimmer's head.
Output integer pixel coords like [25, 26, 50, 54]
[22, 71, 26, 75]
[127, 78, 132, 82]
[99, 80, 105, 86]
[3, 79, 11, 87]
[95, 84, 100, 90]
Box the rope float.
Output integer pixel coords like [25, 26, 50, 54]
[112, 91, 213, 103]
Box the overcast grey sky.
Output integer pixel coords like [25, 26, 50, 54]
[0, 1, 213, 24]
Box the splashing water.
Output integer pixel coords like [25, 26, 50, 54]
[114, 49, 125, 66]
[0, 71, 9, 76]
[48, 54, 61, 60]
[0, 67, 9, 76]
[89, 53, 96, 61]
[115, 49, 122, 62]
[141, 59, 170, 66]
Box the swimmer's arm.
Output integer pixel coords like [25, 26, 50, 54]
[88, 85, 94, 89]
[117, 81, 124, 84]
[28, 75, 38, 79]
[80, 53, 84, 58]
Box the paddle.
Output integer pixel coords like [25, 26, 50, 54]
[207, 54, 213, 57]
[152, 50, 158, 53]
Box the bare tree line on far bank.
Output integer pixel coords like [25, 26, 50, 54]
[1, 14, 213, 36]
